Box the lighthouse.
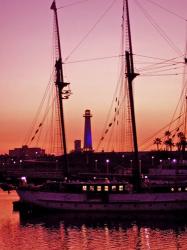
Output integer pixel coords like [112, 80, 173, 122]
[83, 109, 93, 151]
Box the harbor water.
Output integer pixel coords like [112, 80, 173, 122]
[1, 190, 187, 250]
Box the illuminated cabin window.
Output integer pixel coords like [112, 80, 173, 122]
[97, 186, 102, 192]
[171, 187, 174, 192]
[82, 185, 87, 191]
[104, 186, 109, 191]
[119, 185, 123, 191]
[111, 185, 116, 191]
[185, 187, 187, 191]
[178, 187, 181, 192]
[90, 186, 95, 191]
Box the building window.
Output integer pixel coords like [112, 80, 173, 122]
[104, 186, 109, 191]
[82, 185, 87, 191]
[97, 186, 102, 191]
[119, 185, 123, 191]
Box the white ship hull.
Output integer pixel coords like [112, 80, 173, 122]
[16, 190, 187, 212]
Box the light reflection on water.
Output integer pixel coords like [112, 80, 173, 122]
[1, 190, 187, 250]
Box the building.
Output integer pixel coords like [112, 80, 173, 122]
[74, 140, 82, 152]
[9, 145, 45, 159]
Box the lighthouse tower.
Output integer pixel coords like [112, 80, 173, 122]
[83, 109, 93, 151]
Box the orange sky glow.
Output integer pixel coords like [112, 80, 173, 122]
[1, 0, 187, 154]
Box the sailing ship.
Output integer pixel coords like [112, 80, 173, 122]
[16, 0, 187, 211]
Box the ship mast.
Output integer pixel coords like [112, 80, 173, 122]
[51, 0, 70, 177]
[125, 0, 141, 190]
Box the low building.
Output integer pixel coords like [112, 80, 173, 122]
[9, 145, 45, 159]
[74, 140, 82, 152]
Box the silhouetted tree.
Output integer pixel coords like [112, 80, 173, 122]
[164, 138, 174, 151]
[164, 130, 171, 139]
[176, 142, 182, 152]
[177, 131, 186, 152]
[153, 138, 162, 151]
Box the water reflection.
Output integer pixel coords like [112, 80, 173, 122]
[19, 209, 187, 231]
[18, 210, 187, 249]
[1, 191, 187, 250]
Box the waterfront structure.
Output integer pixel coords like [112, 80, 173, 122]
[83, 109, 93, 152]
[74, 140, 82, 152]
[9, 145, 45, 159]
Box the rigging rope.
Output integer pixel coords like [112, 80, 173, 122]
[58, 0, 90, 9]
[144, 0, 187, 21]
[64, 54, 124, 64]
[24, 70, 54, 146]
[135, 0, 183, 56]
[140, 114, 184, 150]
[64, 0, 117, 62]
[136, 56, 184, 72]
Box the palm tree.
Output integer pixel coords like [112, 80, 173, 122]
[163, 130, 173, 151]
[164, 130, 171, 139]
[177, 132, 186, 152]
[153, 138, 162, 151]
[176, 142, 182, 152]
[164, 138, 174, 151]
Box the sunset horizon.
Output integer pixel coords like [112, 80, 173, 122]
[1, 0, 187, 155]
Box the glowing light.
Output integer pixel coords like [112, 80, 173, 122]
[82, 185, 87, 191]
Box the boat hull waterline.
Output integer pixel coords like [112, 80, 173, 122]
[17, 190, 187, 211]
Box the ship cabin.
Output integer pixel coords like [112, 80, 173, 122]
[19, 176, 187, 194]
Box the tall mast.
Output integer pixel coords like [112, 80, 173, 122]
[51, 0, 70, 177]
[125, 0, 140, 190]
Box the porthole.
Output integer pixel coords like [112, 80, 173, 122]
[82, 185, 87, 191]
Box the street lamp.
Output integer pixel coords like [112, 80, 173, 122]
[56, 159, 58, 170]
[130, 159, 133, 168]
[106, 159, 110, 174]
[172, 159, 177, 164]
[95, 159, 98, 171]
[151, 156, 154, 166]
[139, 160, 142, 175]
